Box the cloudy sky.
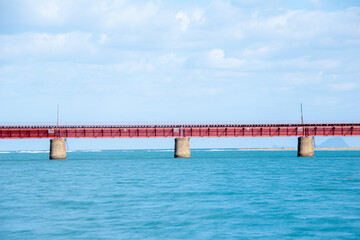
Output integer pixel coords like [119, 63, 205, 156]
[0, 0, 359, 150]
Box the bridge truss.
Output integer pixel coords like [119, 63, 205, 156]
[1, 123, 359, 139]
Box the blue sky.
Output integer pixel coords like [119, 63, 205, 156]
[0, 0, 360, 150]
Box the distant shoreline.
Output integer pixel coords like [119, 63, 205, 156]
[1, 147, 359, 152]
[236, 147, 360, 151]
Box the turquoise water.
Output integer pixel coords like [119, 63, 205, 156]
[0, 150, 359, 239]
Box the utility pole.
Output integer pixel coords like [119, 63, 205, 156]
[301, 103, 304, 125]
[57, 104, 59, 139]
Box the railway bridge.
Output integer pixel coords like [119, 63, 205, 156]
[1, 123, 359, 159]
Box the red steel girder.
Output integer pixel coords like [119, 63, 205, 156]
[0, 123, 360, 139]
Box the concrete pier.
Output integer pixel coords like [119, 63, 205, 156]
[174, 138, 190, 158]
[50, 139, 66, 160]
[297, 137, 314, 157]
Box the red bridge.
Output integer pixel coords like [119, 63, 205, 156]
[1, 123, 359, 139]
[1, 122, 359, 159]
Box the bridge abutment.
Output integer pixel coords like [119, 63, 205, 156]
[174, 138, 190, 158]
[50, 139, 66, 160]
[297, 137, 314, 157]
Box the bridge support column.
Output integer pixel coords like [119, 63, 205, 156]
[174, 138, 190, 158]
[50, 139, 66, 160]
[297, 137, 314, 157]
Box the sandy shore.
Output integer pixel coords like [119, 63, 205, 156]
[236, 147, 360, 151]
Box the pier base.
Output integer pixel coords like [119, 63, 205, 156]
[50, 139, 66, 160]
[174, 138, 190, 158]
[297, 137, 314, 157]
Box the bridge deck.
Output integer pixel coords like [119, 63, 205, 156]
[1, 123, 359, 139]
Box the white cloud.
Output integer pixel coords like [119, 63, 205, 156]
[175, 9, 206, 32]
[246, 8, 360, 40]
[280, 57, 340, 70]
[265, 10, 296, 28]
[157, 54, 187, 67]
[192, 10, 205, 24]
[281, 72, 325, 86]
[38, 1, 60, 21]
[93, 0, 159, 29]
[207, 49, 244, 68]
[0, 32, 95, 58]
[241, 46, 273, 57]
[309, 0, 322, 7]
[176, 12, 190, 31]
[329, 83, 358, 91]
[114, 62, 154, 72]
[23, 0, 75, 26]
[261, 86, 295, 95]
[98, 34, 108, 45]
[144, 86, 221, 98]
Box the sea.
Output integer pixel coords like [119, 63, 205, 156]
[0, 149, 359, 239]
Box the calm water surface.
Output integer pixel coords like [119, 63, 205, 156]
[0, 150, 359, 239]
